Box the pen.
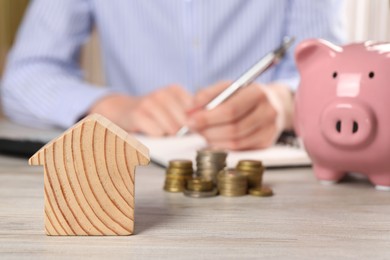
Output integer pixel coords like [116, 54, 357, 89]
[176, 36, 295, 137]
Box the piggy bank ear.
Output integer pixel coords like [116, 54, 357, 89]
[295, 39, 341, 71]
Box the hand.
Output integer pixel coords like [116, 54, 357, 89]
[89, 85, 193, 136]
[187, 81, 288, 150]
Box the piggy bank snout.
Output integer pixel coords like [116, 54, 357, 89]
[320, 101, 375, 148]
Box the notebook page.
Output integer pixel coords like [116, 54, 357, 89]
[136, 134, 311, 168]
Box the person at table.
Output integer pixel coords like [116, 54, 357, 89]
[1, 0, 345, 150]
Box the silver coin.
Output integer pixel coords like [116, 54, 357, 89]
[196, 164, 226, 169]
[196, 157, 227, 163]
[197, 148, 227, 154]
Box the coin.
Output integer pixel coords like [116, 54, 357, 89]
[236, 171, 262, 188]
[236, 160, 264, 188]
[197, 148, 228, 156]
[163, 184, 185, 193]
[248, 186, 273, 197]
[166, 168, 194, 175]
[196, 148, 228, 183]
[169, 159, 193, 169]
[217, 170, 248, 197]
[236, 167, 260, 172]
[237, 159, 263, 168]
[164, 160, 194, 193]
[183, 188, 218, 198]
[187, 177, 214, 192]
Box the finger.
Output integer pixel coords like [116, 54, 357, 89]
[208, 123, 277, 151]
[190, 84, 266, 130]
[170, 85, 194, 110]
[193, 81, 231, 107]
[163, 85, 194, 126]
[138, 95, 180, 135]
[150, 86, 194, 134]
[138, 85, 194, 135]
[198, 101, 277, 141]
[130, 112, 165, 137]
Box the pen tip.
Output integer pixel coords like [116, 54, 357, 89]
[176, 126, 190, 137]
[283, 36, 295, 46]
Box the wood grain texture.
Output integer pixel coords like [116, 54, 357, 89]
[28, 114, 150, 236]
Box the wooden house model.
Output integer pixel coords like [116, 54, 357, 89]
[29, 114, 150, 236]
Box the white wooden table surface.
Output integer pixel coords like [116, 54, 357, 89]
[1, 153, 390, 259]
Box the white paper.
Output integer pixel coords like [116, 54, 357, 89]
[136, 134, 311, 168]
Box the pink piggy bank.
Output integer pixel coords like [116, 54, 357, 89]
[294, 39, 390, 190]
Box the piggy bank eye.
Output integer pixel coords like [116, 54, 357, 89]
[369, 71, 375, 79]
[332, 72, 338, 79]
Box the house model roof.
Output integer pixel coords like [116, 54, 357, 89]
[29, 114, 149, 166]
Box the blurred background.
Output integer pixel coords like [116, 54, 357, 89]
[0, 0, 389, 117]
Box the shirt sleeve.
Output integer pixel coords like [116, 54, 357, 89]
[273, 0, 346, 91]
[1, 0, 111, 129]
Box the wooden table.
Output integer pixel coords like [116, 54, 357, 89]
[1, 153, 390, 259]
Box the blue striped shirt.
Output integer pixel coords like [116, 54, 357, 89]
[1, 0, 345, 128]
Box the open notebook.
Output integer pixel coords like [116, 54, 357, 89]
[0, 120, 311, 167]
[136, 134, 311, 168]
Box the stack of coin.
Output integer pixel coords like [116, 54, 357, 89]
[217, 169, 247, 197]
[186, 177, 214, 192]
[164, 160, 193, 192]
[184, 177, 218, 198]
[236, 160, 264, 188]
[196, 148, 228, 183]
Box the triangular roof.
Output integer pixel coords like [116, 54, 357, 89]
[29, 114, 149, 165]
